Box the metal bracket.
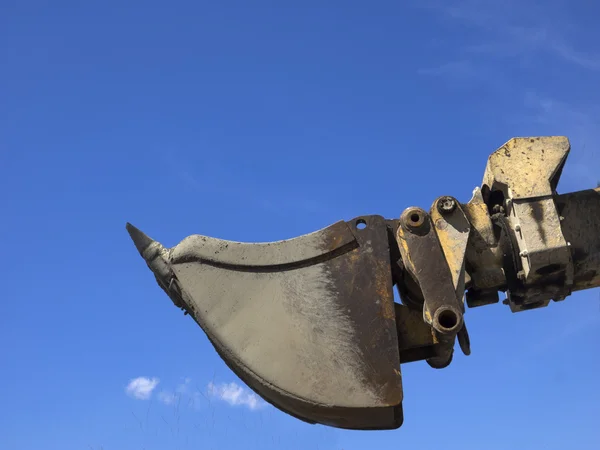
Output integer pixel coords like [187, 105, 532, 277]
[482, 136, 575, 311]
[430, 196, 471, 301]
[396, 207, 464, 334]
[429, 196, 472, 356]
[395, 204, 471, 367]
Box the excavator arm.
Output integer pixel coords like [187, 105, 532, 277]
[126, 136, 600, 430]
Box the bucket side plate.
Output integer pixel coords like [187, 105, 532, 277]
[162, 216, 402, 429]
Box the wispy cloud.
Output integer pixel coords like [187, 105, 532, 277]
[207, 381, 265, 410]
[417, 0, 600, 73]
[153, 377, 264, 410]
[156, 377, 207, 409]
[157, 391, 177, 405]
[125, 376, 159, 400]
[414, 0, 599, 191]
[515, 92, 600, 190]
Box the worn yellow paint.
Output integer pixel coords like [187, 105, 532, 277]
[395, 226, 417, 274]
[483, 136, 570, 200]
[430, 204, 470, 291]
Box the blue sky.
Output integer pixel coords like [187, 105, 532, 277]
[2, 1, 599, 449]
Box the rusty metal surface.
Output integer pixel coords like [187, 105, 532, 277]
[507, 197, 573, 293]
[556, 188, 600, 291]
[393, 303, 470, 367]
[463, 187, 505, 298]
[430, 196, 471, 298]
[482, 136, 570, 200]
[480, 136, 575, 311]
[463, 188, 503, 307]
[173, 220, 358, 268]
[128, 216, 403, 430]
[394, 303, 438, 364]
[396, 208, 464, 339]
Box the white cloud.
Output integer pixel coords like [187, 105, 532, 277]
[157, 378, 189, 405]
[148, 378, 264, 410]
[207, 381, 265, 410]
[157, 377, 206, 409]
[178, 377, 192, 391]
[158, 391, 177, 405]
[125, 376, 159, 400]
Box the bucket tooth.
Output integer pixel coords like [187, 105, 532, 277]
[126, 222, 155, 257]
[126, 222, 184, 307]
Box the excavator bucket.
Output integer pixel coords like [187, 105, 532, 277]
[127, 216, 403, 430]
[126, 137, 600, 431]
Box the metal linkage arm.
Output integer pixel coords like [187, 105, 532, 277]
[393, 137, 599, 370]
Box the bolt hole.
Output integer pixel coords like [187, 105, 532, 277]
[356, 219, 367, 230]
[437, 309, 459, 330]
[410, 213, 421, 223]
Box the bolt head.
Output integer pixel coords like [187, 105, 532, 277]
[401, 207, 428, 234]
[437, 196, 457, 214]
[492, 204, 505, 214]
